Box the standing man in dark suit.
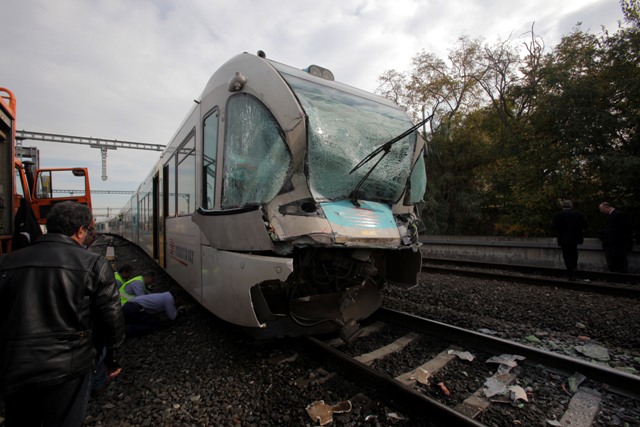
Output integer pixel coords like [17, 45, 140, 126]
[553, 200, 588, 279]
[599, 201, 633, 273]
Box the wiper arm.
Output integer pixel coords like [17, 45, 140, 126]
[348, 114, 433, 207]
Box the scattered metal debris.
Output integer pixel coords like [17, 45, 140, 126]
[331, 400, 352, 414]
[269, 352, 299, 364]
[306, 400, 333, 426]
[508, 385, 528, 402]
[415, 367, 430, 385]
[305, 399, 352, 425]
[295, 368, 335, 388]
[437, 382, 451, 396]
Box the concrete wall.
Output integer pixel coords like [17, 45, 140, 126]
[420, 236, 639, 274]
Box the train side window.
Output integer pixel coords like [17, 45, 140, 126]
[407, 150, 426, 205]
[222, 94, 291, 208]
[166, 156, 176, 217]
[202, 110, 218, 210]
[177, 134, 196, 215]
[140, 192, 151, 231]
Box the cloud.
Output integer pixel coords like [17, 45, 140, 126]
[1, 0, 624, 216]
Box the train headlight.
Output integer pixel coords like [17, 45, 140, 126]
[228, 72, 248, 92]
[304, 65, 334, 81]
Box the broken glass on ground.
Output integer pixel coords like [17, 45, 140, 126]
[482, 355, 526, 399]
[386, 410, 407, 424]
[483, 377, 508, 398]
[486, 354, 526, 368]
[567, 372, 587, 393]
[574, 343, 610, 361]
[525, 335, 542, 343]
[486, 354, 526, 375]
[448, 349, 475, 362]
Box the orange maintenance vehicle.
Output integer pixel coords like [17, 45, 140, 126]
[0, 87, 92, 254]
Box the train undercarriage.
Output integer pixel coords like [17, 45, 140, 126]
[249, 247, 419, 340]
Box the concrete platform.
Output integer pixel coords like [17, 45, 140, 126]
[420, 236, 639, 274]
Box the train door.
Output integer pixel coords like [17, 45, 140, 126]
[161, 164, 169, 268]
[199, 109, 219, 303]
[152, 172, 160, 262]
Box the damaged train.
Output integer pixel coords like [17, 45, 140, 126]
[112, 51, 426, 339]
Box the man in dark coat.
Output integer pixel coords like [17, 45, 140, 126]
[0, 201, 125, 426]
[599, 201, 633, 273]
[11, 196, 42, 250]
[552, 200, 588, 279]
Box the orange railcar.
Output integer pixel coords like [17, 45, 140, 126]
[0, 87, 92, 254]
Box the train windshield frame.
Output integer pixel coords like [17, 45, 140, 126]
[280, 72, 417, 204]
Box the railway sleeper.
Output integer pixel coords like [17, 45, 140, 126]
[314, 318, 621, 426]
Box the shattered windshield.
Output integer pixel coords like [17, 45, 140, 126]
[282, 73, 416, 203]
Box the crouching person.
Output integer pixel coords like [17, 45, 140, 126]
[0, 201, 125, 427]
[122, 271, 178, 338]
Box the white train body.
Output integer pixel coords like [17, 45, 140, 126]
[113, 52, 426, 338]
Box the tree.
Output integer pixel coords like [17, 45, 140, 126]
[527, 5, 640, 236]
[377, 1, 639, 237]
[377, 36, 493, 234]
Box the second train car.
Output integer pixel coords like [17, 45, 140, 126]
[112, 51, 426, 339]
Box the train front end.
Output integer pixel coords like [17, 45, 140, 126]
[193, 53, 425, 339]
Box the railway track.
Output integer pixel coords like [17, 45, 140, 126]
[422, 257, 640, 284]
[81, 235, 638, 425]
[300, 308, 640, 426]
[422, 259, 640, 298]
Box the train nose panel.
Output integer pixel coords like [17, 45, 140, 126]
[192, 207, 273, 251]
[320, 201, 400, 246]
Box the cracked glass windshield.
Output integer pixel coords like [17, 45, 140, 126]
[282, 73, 416, 203]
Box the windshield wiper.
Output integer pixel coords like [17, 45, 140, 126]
[348, 113, 432, 207]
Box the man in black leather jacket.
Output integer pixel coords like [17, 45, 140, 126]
[0, 201, 125, 426]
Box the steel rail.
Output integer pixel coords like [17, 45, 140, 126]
[421, 265, 640, 298]
[299, 336, 486, 427]
[375, 307, 640, 399]
[422, 257, 640, 284]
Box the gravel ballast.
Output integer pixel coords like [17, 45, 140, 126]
[1, 237, 638, 426]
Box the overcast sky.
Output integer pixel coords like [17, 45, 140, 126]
[1, 0, 625, 218]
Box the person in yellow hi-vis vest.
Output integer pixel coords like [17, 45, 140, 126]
[117, 266, 150, 305]
[114, 265, 131, 289]
[119, 270, 178, 338]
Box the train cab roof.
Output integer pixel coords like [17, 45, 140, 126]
[198, 52, 400, 111]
